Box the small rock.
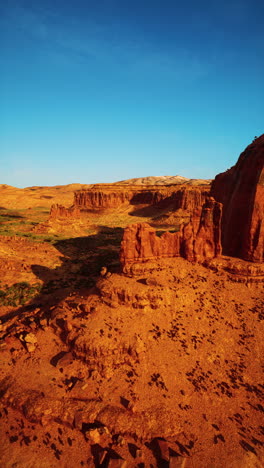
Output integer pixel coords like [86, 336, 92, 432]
[120, 397, 130, 409]
[100, 267, 107, 276]
[26, 343, 36, 353]
[89, 369, 100, 380]
[146, 277, 158, 286]
[105, 271, 112, 278]
[77, 369, 86, 380]
[74, 411, 83, 430]
[101, 426, 110, 435]
[169, 456, 187, 467]
[116, 435, 125, 446]
[57, 352, 74, 367]
[132, 299, 150, 309]
[64, 321, 73, 332]
[86, 428, 101, 444]
[107, 458, 127, 468]
[157, 439, 169, 462]
[79, 304, 91, 314]
[40, 318, 47, 327]
[24, 333, 38, 344]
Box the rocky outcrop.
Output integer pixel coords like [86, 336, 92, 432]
[207, 256, 264, 284]
[120, 197, 222, 272]
[0, 376, 180, 440]
[49, 204, 80, 219]
[211, 134, 264, 262]
[74, 184, 209, 211]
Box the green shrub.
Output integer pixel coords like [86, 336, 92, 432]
[0, 282, 42, 306]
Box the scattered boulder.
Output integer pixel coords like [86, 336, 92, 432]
[24, 333, 38, 344]
[156, 438, 170, 462]
[107, 457, 127, 468]
[100, 266, 108, 276]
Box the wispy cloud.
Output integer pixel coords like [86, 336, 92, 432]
[1, 2, 212, 81]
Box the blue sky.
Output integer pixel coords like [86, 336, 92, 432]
[1, 0, 263, 187]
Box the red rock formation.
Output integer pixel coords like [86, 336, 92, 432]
[211, 134, 264, 262]
[49, 204, 80, 219]
[181, 197, 222, 263]
[120, 197, 222, 272]
[120, 224, 182, 266]
[74, 184, 209, 211]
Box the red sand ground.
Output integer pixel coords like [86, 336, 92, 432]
[0, 184, 263, 468]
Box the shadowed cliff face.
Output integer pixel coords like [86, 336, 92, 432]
[211, 135, 264, 262]
[73, 185, 210, 211]
[120, 197, 222, 272]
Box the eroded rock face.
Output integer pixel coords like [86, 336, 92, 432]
[120, 197, 222, 272]
[182, 197, 222, 263]
[74, 184, 209, 210]
[49, 204, 80, 219]
[0, 376, 180, 440]
[211, 135, 264, 262]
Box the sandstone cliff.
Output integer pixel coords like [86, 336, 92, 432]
[211, 134, 264, 262]
[49, 204, 80, 219]
[120, 197, 222, 272]
[74, 184, 210, 211]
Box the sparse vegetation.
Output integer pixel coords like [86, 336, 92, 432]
[0, 281, 42, 307]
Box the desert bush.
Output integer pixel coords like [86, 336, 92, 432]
[0, 282, 42, 307]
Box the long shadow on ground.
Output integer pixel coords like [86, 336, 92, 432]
[1, 226, 123, 324]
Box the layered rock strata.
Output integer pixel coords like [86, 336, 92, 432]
[120, 197, 222, 273]
[207, 256, 264, 283]
[74, 184, 209, 210]
[211, 134, 264, 262]
[49, 204, 80, 219]
[0, 376, 180, 440]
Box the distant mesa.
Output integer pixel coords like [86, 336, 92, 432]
[73, 185, 210, 210]
[0, 183, 93, 210]
[71, 175, 211, 211]
[0, 184, 14, 189]
[113, 175, 212, 186]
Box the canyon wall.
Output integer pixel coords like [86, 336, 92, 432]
[48, 136, 263, 266]
[49, 204, 80, 219]
[120, 197, 222, 272]
[211, 134, 264, 262]
[74, 184, 210, 211]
